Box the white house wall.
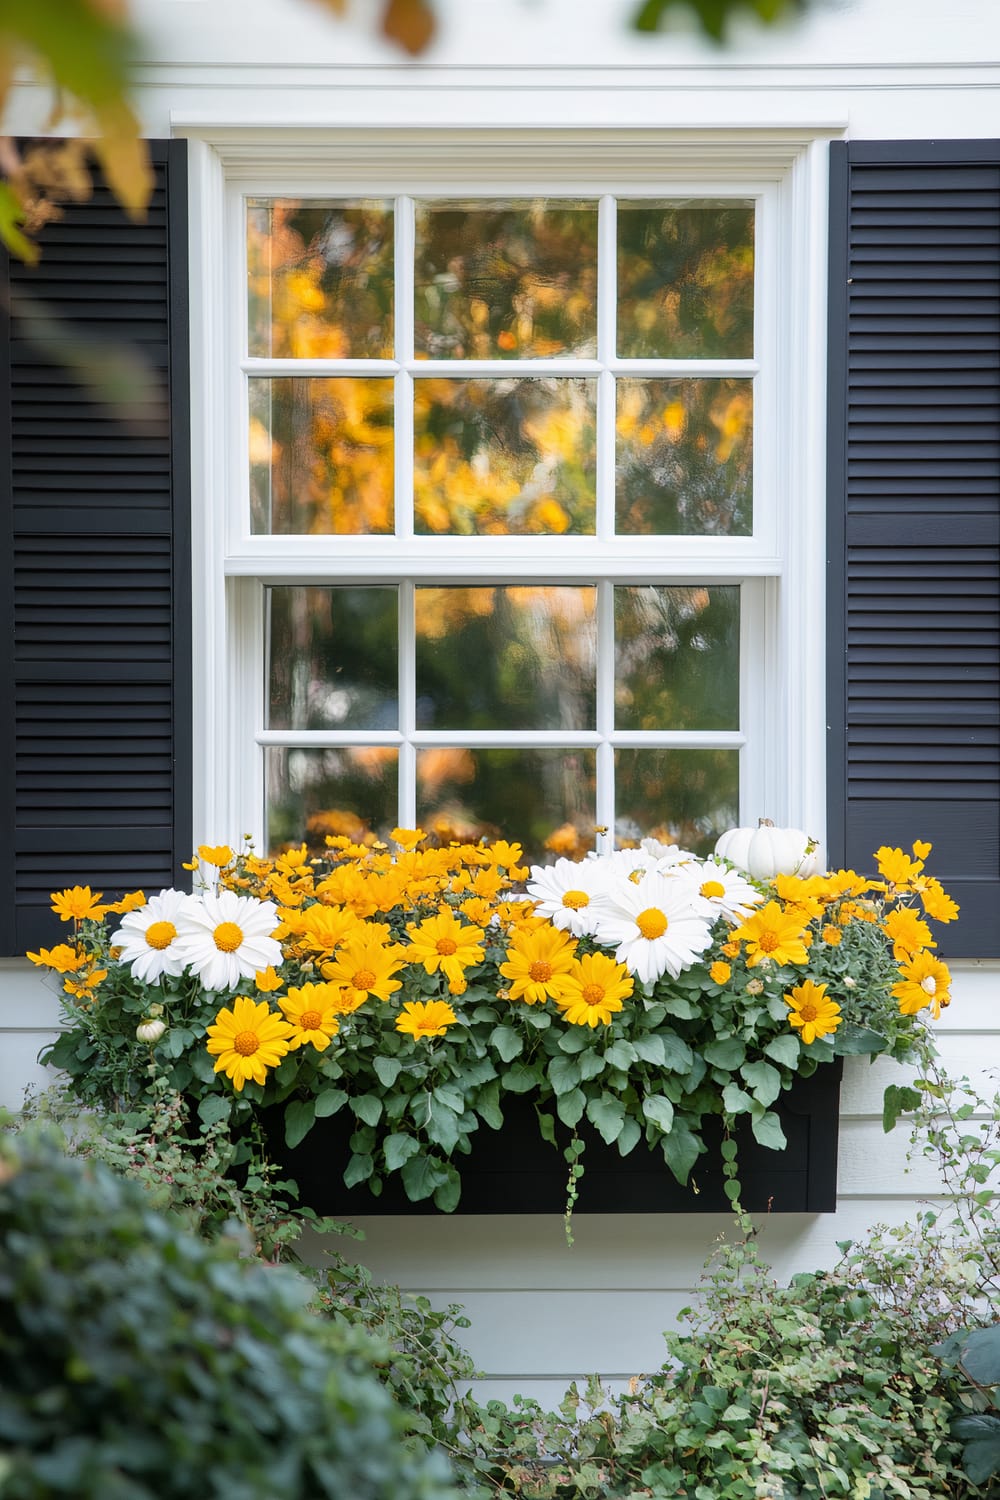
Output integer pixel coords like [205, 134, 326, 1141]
[2, 0, 999, 1404]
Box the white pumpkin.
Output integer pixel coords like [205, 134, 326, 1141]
[714, 821, 820, 881]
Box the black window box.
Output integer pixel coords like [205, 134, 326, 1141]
[267, 1061, 841, 1215]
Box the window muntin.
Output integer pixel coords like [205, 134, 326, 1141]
[242, 188, 767, 860]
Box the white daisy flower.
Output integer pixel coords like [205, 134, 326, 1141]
[174, 889, 282, 992]
[593, 870, 714, 985]
[526, 857, 612, 937]
[639, 836, 695, 866]
[689, 858, 764, 924]
[110, 888, 191, 983]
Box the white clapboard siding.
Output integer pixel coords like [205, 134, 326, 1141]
[2, 958, 998, 1399]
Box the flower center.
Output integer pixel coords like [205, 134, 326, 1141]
[636, 907, 668, 941]
[213, 921, 245, 953]
[581, 983, 605, 1005]
[233, 1030, 260, 1056]
[529, 960, 553, 982]
[700, 880, 726, 899]
[299, 1009, 323, 1031]
[145, 920, 177, 950]
[436, 937, 458, 956]
[757, 930, 780, 953]
[561, 890, 589, 910]
[798, 1001, 818, 1022]
[352, 968, 376, 991]
[921, 975, 937, 996]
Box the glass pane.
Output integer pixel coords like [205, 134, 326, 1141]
[415, 586, 596, 730]
[414, 199, 598, 359]
[616, 378, 752, 536]
[249, 378, 394, 535]
[615, 586, 739, 732]
[617, 200, 754, 359]
[266, 747, 398, 852]
[614, 749, 739, 857]
[414, 377, 596, 535]
[417, 748, 597, 864]
[267, 587, 398, 731]
[247, 199, 393, 359]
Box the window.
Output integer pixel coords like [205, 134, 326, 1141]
[194, 135, 827, 864]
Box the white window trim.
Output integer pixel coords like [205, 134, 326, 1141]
[183, 128, 831, 858]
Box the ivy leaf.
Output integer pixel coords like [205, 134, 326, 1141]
[632, 1034, 667, 1067]
[586, 1095, 626, 1145]
[489, 1024, 522, 1063]
[704, 1037, 746, 1070]
[605, 1040, 638, 1071]
[834, 1024, 888, 1057]
[401, 1153, 445, 1201]
[432, 1083, 465, 1115]
[502, 1063, 538, 1094]
[353, 1094, 383, 1127]
[424, 1107, 461, 1154]
[577, 1049, 605, 1081]
[314, 1087, 349, 1118]
[556, 1087, 586, 1129]
[882, 1083, 924, 1133]
[959, 1328, 1000, 1388]
[661, 1121, 702, 1184]
[383, 1133, 420, 1171]
[642, 1095, 675, 1134]
[557, 1029, 589, 1054]
[722, 1082, 753, 1115]
[548, 1055, 582, 1096]
[741, 1060, 782, 1107]
[284, 1098, 316, 1149]
[433, 1164, 462, 1213]
[536, 1108, 557, 1146]
[660, 995, 697, 1020]
[750, 1107, 787, 1152]
[197, 1094, 231, 1128]
[373, 1057, 403, 1088]
[617, 1115, 642, 1156]
[477, 1080, 503, 1131]
[661, 1035, 695, 1072]
[764, 1034, 801, 1068]
[343, 1151, 374, 1188]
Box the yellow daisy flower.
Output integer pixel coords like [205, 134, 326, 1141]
[205, 996, 294, 1090]
[27, 943, 87, 973]
[499, 923, 578, 1004]
[405, 909, 485, 986]
[278, 983, 341, 1050]
[63, 969, 108, 1000]
[732, 902, 810, 968]
[50, 886, 108, 923]
[892, 953, 951, 1019]
[390, 826, 426, 851]
[321, 928, 407, 1004]
[555, 952, 633, 1028]
[254, 965, 284, 992]
[709, 960, 732, 985]
[198, 844, 234, 868]
[914, 877, 960, 924]
[784, 979, 841, 1044]
[875, 846, 923, 888]
[395, 999, 458, 1040]
[882, 907, 936, 961]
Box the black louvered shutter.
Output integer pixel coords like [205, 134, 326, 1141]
[827, 140, 1000, 957]
[0, 140, 191, 954]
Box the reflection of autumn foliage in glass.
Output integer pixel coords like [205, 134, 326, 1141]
[616, 378, 752, 535]
[617, 201, 754, 359]
[615, 748, 739, 856]
[615, 586, 740, 731]
[268, 586, 398, 730]
[250, 378, 394, 535]
[246, 200, 394, 358]
[414, 377, 596, 535]
[267, 747, 398, 850]
[415, 586, 596, 729]
[415, 200, 598, 359]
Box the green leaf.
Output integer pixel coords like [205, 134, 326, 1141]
[284, 1098, 316, 1149]
[0, 184, 38, 264]
[586, 1095, 626, 1145]
[477, 1080, 503, 1131]
[604, 1040, 637, 1071]
[661, 1034, 695, 1072]
[834, 1024, 888, 1057]
[424, 1107, 461, 1154]
[741, 1060, 782, 1107]
[617, 1115, 642, 1156]
[557, 1028, 589, 1053]
[963, 1437, 1000, 1487]
[661, 1121, 702, 1184]
[373, 1056, 403, 1088]
[314, 1088, 348, 1119]
[722, 1083, 753, 1115]
[882, 1083, 924, 1133]
[353, 1094, 383, 1127]
[197, 1094, 231, 1128]
[433, 1165, 462, 1213]
[703, 1037, 746, 1070]
[401, 1153, 445, 1201]
[432, 1083, 465, 1114]
[960, 1327, 1000, 1388]
[764, 1034, 801, 1068]
[642, 1095, 675, 1134]
[536, 1109, 557, 1146]
[577, 1049, 605, 1081]
[660, 995, 697, 1020]
[490, 1024, 523, 1063]
[750, 1107, 787, 1152]
[632, 1034, 667, 1066]
[344, 1151, 374, 1188]
[556, 1088, 586, 1129]
[383, 1133, 420, 1171]
[502, 1063, 538, 1094]
[548, 1055, 582, 1096]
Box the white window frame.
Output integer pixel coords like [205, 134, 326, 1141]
[183, 129, 831, 857]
